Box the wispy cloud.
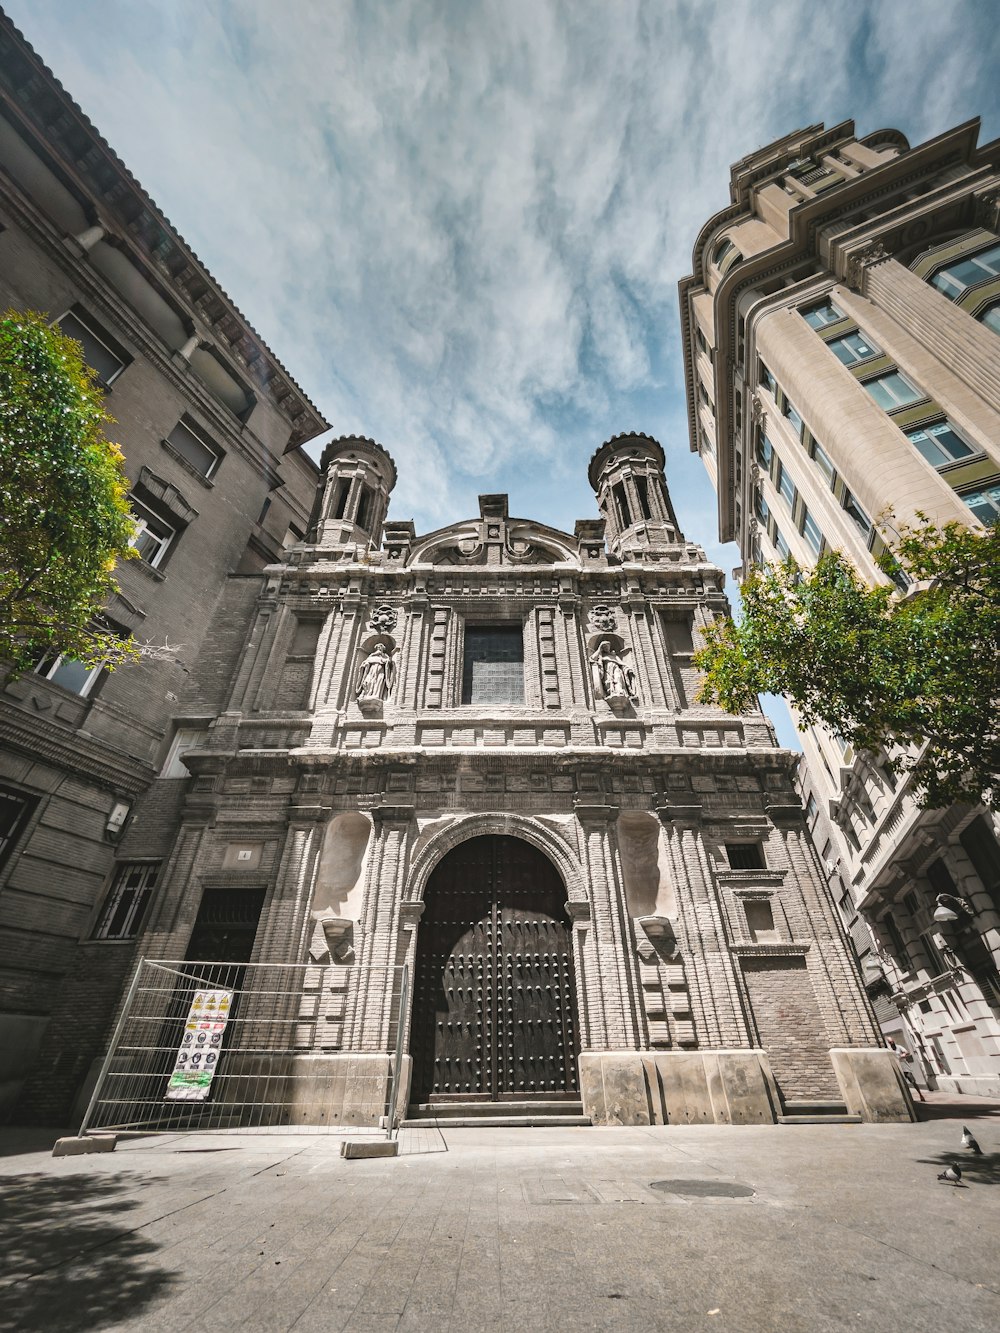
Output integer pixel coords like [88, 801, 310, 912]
[7, 0, 1000, 555]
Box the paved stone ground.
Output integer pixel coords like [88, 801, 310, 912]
[2, 1101, 1000, 1333]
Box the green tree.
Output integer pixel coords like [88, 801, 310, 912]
[0, 309, 137, 683]
[693, 519, 1000, 809]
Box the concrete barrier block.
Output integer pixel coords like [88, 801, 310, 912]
[340, 1139, 399, 1159]
[52, 1133, 118, 1157]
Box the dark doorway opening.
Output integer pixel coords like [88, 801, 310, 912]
[411, 835, 579, 1103]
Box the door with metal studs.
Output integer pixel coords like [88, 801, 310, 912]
[411, 835, 579, 1102]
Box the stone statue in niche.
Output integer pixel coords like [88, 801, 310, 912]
[589, 638, 639, 705]
[355, 642, 396, 703]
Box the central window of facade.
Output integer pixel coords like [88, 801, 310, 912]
[461, 624, 524, 705]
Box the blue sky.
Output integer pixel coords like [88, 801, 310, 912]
[8, 1, 1000, 746]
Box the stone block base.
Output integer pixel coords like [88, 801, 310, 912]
[579, 1050, 780, 1126]
[53, 1134, 117, 1157]
[341, 1138, 399, 1158]
[829, 1048, 916, 1123]
[286, 1054, 412, 1128]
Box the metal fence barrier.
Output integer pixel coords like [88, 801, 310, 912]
[79, 959, 409, 1139]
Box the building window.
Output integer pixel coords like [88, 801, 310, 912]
[802, 300, 842, 330]
[33, 651, 103, 697]
[713, 237, 740, 268]
[800, 506, 823, 556]
[783, 399, 803, 437]
[754, 487, 770, 524]
[92, 862, 159, 940]
[810, 440, 836, 486]
[56, 307, 129, 388]
[130, 499, 175, 568]
[165, 418, 221, 479]
[461, 624, 524, 705]
[905, 420, 976, 469]
[929, 242, 1000, 299]
[636, 476, 653, 520]
[0, 785, 37, 873]
[726, 843, 766, 870]
[841, 487, 873, 541]
[828, 330, 879, 366]
[776, 461, 796, 509]
[977, 299, 1000, 335]
[613, 482, 631, 529]
[161, 726, 208, 778]
[760, 365, 776, 395]
[774, 527, 791, 559]
[757, 435, 773, 470]
[959, 815, 1000, 907]
[805, 793, 818, 823]
[696, 327, 709, 355]
[883, 911, 908, 965]
[862, 370, 923, 411]
[959, 482, 1000, 527]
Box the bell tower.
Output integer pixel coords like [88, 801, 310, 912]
[587, 431, 682, 559]
[314, 435, 396, 551]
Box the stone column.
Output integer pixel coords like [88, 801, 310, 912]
[657, 805, 752, 1049]
[347, 805, 415, 1052]
[574, 804, 642, 1049]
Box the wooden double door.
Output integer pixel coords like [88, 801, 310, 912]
[411, 835, 579, 1103]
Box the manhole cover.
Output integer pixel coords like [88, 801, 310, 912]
[649, 1179, 755, 1198]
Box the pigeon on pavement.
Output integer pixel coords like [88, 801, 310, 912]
[961, 1126, 983, 1155]
[937, 1165, 963, 1184]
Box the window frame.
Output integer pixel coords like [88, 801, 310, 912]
[776, 461, 797, 510]
[959, 482, 1000, 527]
[904, 419, 977, 470]
[0, 784, 37, 873]
[164, 417, 222, 481]
[129, 498, 176, 569]
[827, 329, 880, 366]
[33, 651, 103, 697]
[460, 621, 526, 707]
[801, 300, 842, 330]
[929, 242, 1000, 299]
[861, 369, 923, 411]
[55, 306, 129, 388]
[92, 861, 160, 941]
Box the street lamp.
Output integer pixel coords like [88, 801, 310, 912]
[932, 893, 971, 924]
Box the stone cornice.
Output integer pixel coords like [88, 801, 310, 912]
[0, 703, 154, 794]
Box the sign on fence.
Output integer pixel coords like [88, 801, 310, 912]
[164, 988, 232, 1101]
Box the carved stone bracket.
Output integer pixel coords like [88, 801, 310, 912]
[974, 188, 1000, 233]
[750, 392, 765, 425]
[846, 240, 892, 291]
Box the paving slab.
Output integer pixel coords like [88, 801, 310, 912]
[1, 1112, 999, 1332]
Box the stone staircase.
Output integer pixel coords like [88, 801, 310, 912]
[403, 1099, 591, 1128]
[777, 1100, 862, 1125]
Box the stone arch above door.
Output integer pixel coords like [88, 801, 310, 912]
[406, 813, 586, 911]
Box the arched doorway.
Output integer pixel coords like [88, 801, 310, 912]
[411, 835, 579, 1104]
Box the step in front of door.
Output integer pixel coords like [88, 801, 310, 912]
[404, 1099, 590, 1127]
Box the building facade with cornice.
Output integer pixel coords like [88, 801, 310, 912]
[0, 17, 329, 1120]
[679, 118, 1000, 1096]
[119, 430, 908, 1127]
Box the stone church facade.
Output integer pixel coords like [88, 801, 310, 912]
[129, 430, 909, 1125]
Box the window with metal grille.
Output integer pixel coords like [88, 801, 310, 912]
[726, 843, 766, 870]
[0, 785, 36, 873]
[93, 862, 159, 939]
[461, 624, 524, 705]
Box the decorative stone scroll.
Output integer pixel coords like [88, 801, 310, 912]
[588, 603, 618, 634]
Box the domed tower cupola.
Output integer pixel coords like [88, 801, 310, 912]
[314, 435, 397, 552]
[588, 431, 683, 559]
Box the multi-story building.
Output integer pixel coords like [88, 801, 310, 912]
[106, 429, 909, 1128]
[679, 118, 1000, 1095]
[0, 16, 328, 1120]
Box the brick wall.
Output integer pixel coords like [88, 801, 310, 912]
[741, 956, 841, 1102]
